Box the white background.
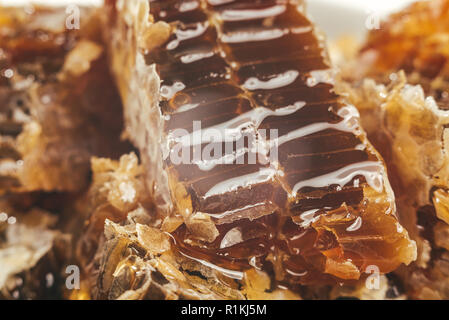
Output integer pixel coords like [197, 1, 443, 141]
[0, 0, 420, 39]
[0, 0, 419, 10]
[307, 0, 419, 39]
[0, 0, 102, 5]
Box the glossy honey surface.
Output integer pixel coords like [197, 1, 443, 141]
[138, 0, 414, 285]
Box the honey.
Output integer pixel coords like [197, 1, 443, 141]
[105, 0, 416, 286]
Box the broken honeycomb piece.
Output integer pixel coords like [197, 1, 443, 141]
[360, 0, 449, 78]
[76, 153, 146, 273]
[0, 6, 131, 193]
[350, 0, 449, 109]
[433, 189, 449, 225]
[337, 72, 449, 299]
[103, 0, 416, 288]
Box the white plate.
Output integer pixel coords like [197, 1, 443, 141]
[306, 0, 418, 40]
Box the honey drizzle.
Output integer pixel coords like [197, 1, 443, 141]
[146, 0, 392, 285]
